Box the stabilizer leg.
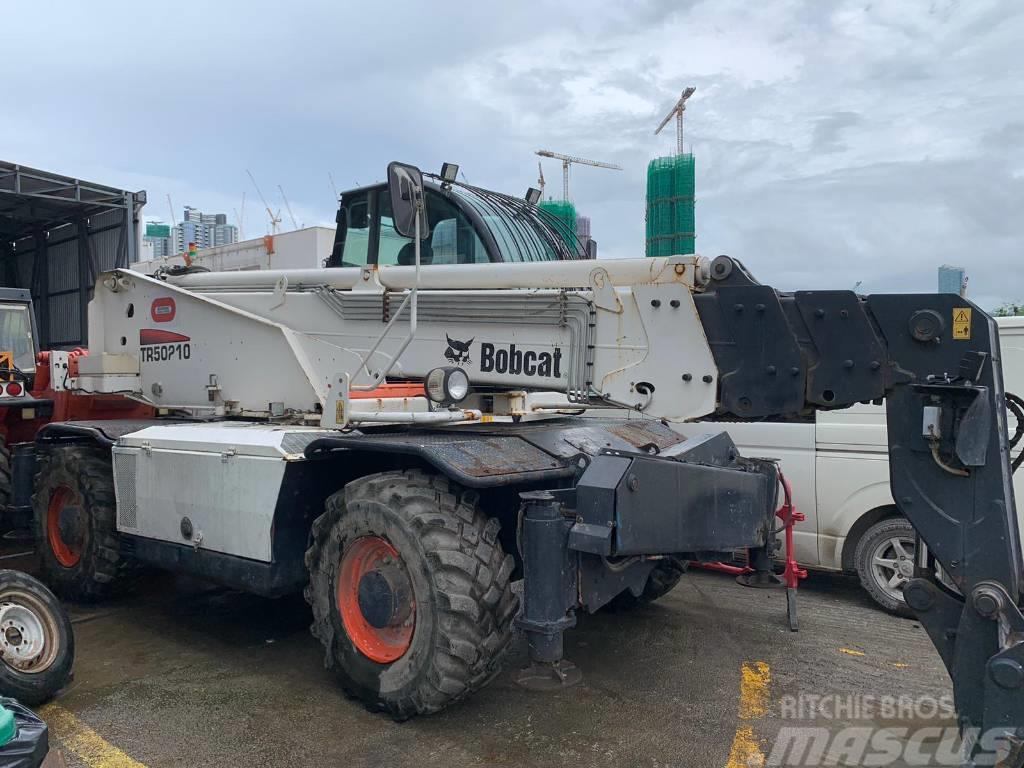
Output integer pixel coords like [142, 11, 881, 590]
[514, 491, 582, 691]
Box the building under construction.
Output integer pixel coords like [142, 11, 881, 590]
[646, 87, 697, 257]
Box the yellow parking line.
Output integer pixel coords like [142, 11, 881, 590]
[39, 704, 147, 768]
[725, 661, 770, 768]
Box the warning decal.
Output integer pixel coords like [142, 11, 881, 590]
[953, 307, 972, 340]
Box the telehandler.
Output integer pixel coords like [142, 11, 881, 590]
[19, 163, 1024, 764]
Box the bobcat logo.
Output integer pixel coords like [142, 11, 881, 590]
[444, 335, 474, 365]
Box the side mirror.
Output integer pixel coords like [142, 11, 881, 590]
[387, 162, 430, 239]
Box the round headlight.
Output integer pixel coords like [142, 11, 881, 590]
[446, 368, 469, 401]
[424, 366, 470, 405]
[425, 368, 448, 403]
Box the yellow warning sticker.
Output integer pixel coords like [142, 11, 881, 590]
[335, 399, 345, 424]
[952, 308, 972, 340]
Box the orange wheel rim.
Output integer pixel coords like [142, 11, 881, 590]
[337, 536, 415, 663]
[47, 485, 84, 568]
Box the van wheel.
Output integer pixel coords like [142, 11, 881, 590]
[0, 569, 74, 705]
[854, 518, 916, 617]
[33, 445, 122, 601]
[305, 469, 518, 719]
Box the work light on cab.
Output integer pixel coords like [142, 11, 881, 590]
[424, 366, 470, 406]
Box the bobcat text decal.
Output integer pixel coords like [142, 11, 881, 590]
[480, 343, 562, 378]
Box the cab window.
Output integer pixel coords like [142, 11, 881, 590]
[331, 186, 491, 267]
[0, 304, 35, 372]
[377, 190, 489, 266]
[330, 193, 372, 267]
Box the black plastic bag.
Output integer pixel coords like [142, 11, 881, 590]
[0, 698, 48, 768]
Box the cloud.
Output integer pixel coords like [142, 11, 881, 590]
[3, 0, 1022, 306]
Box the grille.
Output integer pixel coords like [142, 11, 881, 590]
[112, 449, 138, 531]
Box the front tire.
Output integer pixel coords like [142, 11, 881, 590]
[854, 517, 916, 617]
[32, 445, 122, 601]
[0, 569, 74, 705]
[305, 469, 517, 719]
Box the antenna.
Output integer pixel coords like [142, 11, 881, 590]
[654, 86, 696, 156]
[535, 150, 622, 201]
[278, 185, 299, 230]
[328, 172, 339, 202]
[246, 170, 281, 235]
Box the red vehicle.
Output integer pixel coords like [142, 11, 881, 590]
[0, 288, 152, 529]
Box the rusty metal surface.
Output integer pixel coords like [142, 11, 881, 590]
[306, 418, 689, 487]
[407, 435, 564, 477]
[603, 420, 685, 451]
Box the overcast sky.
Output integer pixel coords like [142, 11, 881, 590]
[3, 0, 1021, 308]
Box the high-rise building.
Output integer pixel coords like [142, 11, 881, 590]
[143, 222, 174, 259]
[173, 207, 238, 253]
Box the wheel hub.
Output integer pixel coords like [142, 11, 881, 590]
[870, 534, 917, 601]
[47, 485, 85, 568]
[357, 564, 412, 629]
[337, 536, 416, 663]
[0, 600, 53, 672]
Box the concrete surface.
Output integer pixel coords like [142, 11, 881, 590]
[36, 565, 951, 768]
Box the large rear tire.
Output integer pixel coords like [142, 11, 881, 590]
[0, 569, 74, 705]
[305, 469, 517, 719]
[32, 445, 122, 601]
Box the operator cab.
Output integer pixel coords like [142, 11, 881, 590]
[0, 288, 38, 398]
[328, 177, 591, 268]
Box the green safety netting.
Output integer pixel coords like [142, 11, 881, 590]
[645, 154, 695, 257]
[539, 200, 578, 251]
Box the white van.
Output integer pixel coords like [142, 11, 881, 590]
[669, 316, 1024, 615]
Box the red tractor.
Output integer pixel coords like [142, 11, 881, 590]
[0, 287, 152, 536]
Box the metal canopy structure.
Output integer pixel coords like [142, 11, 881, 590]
[0, 161, 146, 348]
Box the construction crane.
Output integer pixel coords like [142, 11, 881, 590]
[165, 195, 177, 228]
[233, 191, 247, 241]
[535, 150, 622, 201]
[278, 185, 299, 230]
[536, 161, 546, 199]
[654, 86, 697, 156]
[246, 170, 282, 235]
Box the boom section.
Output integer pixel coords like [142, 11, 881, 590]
[79, 257, 718, 421]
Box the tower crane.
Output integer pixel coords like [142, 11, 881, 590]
[278, 185, 299, 230]
[246, 170, 282, 235]
[233, 191, 247, 241]
[535, 150, 622, 201]
[654, 86, 696, 156]
[165, 194, 177, 228]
